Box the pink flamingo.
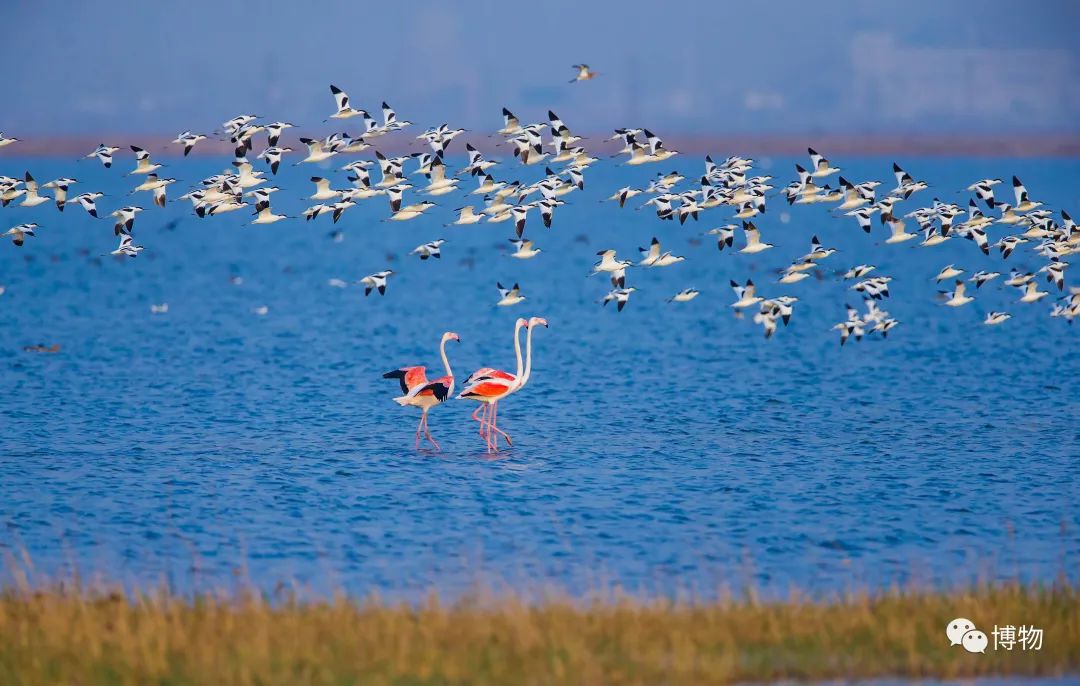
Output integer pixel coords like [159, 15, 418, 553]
[383, 331, 460, 450]
[458, 318, 525, 451]
[478, 315, 547, 450]
[459, 316, 547, 452]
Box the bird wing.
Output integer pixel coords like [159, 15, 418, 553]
[383, 366, 427, 395]
[744, 224, 760, 246]
[331, 85, 350, 111]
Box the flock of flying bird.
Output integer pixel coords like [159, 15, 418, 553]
[2, 68, 1078, 451]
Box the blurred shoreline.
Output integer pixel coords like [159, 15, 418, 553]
[2, 133, 1079, 158]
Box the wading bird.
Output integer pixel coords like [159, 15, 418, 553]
[383, 331, 460, 451]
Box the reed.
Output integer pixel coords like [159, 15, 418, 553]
[0, 579, 1077, 685]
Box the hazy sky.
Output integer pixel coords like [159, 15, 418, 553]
[3, 1, 1078, 136]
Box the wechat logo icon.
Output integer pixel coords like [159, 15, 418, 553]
[946, 617, 986, 654]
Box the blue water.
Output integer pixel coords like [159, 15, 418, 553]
[1, 154, 1077, 600]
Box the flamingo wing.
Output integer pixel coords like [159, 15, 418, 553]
[463, 367, 515, 386]
[409, 375, 454, 403]
[383, 365, 427, 394]
[458, 378, 515, 400]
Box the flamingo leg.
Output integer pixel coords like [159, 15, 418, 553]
[488, 402, 513, 448]
[414, 411, 424, 450]
[487, 402, 497, 452]
[472, 403, 489, 440]
[485, 404, 495, 451]
[422, 409, 440, 452]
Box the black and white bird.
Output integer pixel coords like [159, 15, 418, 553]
[1011, 176, 1042, 212]
[173, 131, 206, 156]
[934, 264, 965, 282]
[128, 146, 161, 175]
[447, 205, 482, 226]
[250, 206, 289, 225]
[1017, 279, 1048, 303]
[832, 305, 866, 346]
[591, 249, 632, 277]
[509, 238, 541, 259]
[131, 174, 176, 208]
[497, 107, 522, 136]
[358, 270, 394, 296]
[496, 282, 526, 306]
[265, 122, 295, 147]
[739, 221, 773, 254]
[846, 207, 878, 234]
[638, 236, 685, 267]
[853, 276, 892, 300]
[1039, 261, 1068, 291]
[885, 219, 916, 244]
[257, 146, 291, 175]
[730, 279, 762, 309]
[969, 270, 1001, 288]
[389, 199, 436, 222]
[297, 138, 337, 164]
[19, 172, 49, 207]
[942, 280, 974, 307]
[328, 84, 366, 120]
[668, 288, 700, 303]
[461, 144, 498, 176]
[3, 223, 36, 247]
[994, 235, 1028, 259]
[69, 192, 103, 218]
[110, 233, 143, 258]
[222, 114, 258, 135]
[420, 156, 459, 196]
[308, 176, 341, 201]
[111, 206, 144, 235]
[891, 163, 928, 199]
[967, 178, 1002, 208]
[843, 264, 876, 280]
[607, 186, 643, 208]
[569, 64, 598, 82]
[0, 132, 18, 148]
[805, 235, 837, 261]
[410, 239, 445, 260]
[602, 287, 637, 311]
[807, 148, 840, 177]
[707, 225, 736, 251]
[83, 144, 120, 168]
[244, 186, 279, 209]
[42, 177, 77, 211]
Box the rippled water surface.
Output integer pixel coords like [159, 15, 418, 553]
[1, 155, 1077, 599]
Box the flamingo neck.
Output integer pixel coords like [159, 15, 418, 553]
[512, 321, 525, 380]
[439, 337, 453, 379]
[520, 325, 536, 387]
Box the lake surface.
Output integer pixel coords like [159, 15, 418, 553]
[1, 154, 1077, 600]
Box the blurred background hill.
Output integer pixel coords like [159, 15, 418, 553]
[2, 0, 1077, 140]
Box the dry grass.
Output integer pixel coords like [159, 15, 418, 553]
[0, 579, 1077, 685]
